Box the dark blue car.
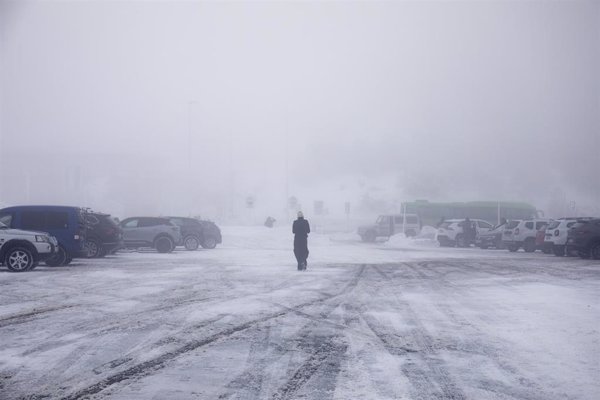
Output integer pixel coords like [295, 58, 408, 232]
[0, 205, 87, 266]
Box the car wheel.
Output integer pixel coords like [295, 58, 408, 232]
[590, 243, 600, 260]
[579, 249, 591, 259]
[155, 236, 174, 253]
[46, 246, 67, 267]
[85, 239, 101, 258]
[5, 247, 34, 272]
[542, 246, 552, 254]
[508, 245, 519, 252]
[184, 235, 200, 251]
[553, 245, 565, 257]
[523, 239, 536, 253]
[63, 255, 73, 265]
[364, 231, 376, 243]
[201, 236, 217, 249]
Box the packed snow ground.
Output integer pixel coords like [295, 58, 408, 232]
[0, 226, 598, 400]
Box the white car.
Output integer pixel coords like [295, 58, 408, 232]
[544, 218, 592, 256]
[502, 219, 551, 252]
[437, 219, 494, 247]
[0, 221, 58, 271]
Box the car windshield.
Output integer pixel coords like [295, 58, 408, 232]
[506, 220, 520, 229]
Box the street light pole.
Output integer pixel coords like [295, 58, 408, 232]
[187, 101, 197, 173]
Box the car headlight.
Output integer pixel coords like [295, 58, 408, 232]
[35, 235, 50, 243]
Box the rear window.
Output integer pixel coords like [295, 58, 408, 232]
[547, 221, 560, 229]
[525, 222, 534, 229]
[571, 221, 589, 230]
[535, 221, 548, 230]
[506, 221, 520, 229]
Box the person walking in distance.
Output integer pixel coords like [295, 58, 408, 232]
[293, 211, 310, 270]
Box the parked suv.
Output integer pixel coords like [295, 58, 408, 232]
[358, 214, 421, 242]
[0, 206, 87, 266]
[119, 217, 181, 253]
[437, 219, 494, 247]
[544, 218, 591, 256]
[166, 217, 222, 250]
[502, 219, 551, 252]
[84, 212, 124, 258]
[0, 221, 58, 271]
[566, 218, 600, 259]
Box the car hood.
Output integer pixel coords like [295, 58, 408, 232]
[1, 228, 48, 237]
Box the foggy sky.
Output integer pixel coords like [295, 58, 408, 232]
[0, 0, 598, 220]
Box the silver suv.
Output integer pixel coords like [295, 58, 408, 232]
[119, 217, 181, 253]
[502, 219, 551, 252]
[0, 221, 58, 271]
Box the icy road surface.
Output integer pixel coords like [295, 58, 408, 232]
[0, 226, 598, 400]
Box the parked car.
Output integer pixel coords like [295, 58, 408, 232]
[566, 218, 600, 259]
[0, 205, 87, 266]
[544, 218, 592, 256]
[119, 217, 182, 253]
[0, 220, 58, 271]
[502, 219, 551, 252]
[475, 222, 506, 249]
[166, 217, 222, 250]
[358, 214, 421, 242]
[84, 212, 124, 258]
[437, 219, 494, 247]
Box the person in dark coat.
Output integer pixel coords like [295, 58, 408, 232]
[292, 211, 310, 270]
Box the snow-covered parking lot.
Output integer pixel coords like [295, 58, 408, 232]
[1, 226, 599, 400]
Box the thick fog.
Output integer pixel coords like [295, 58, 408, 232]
[0, 1, 598, 222]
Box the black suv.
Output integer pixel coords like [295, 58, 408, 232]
[84, 212, 123, 258]
[566, 218, 600, 259]
[166, 217, 222, 250]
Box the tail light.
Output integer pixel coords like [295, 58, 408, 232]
[554, 230, 559, 236]
[515, 228, 520, 235]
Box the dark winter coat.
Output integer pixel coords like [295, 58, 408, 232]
[292, 217, 310, 263]
[292, 217, 310, 238]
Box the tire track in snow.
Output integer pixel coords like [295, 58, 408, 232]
[374, 262, 567, 400]
[220, 265, 365, 400]
[54, 265, 366, 400]
[363, 265, 467, 400]
[0, 305, 76, 328]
